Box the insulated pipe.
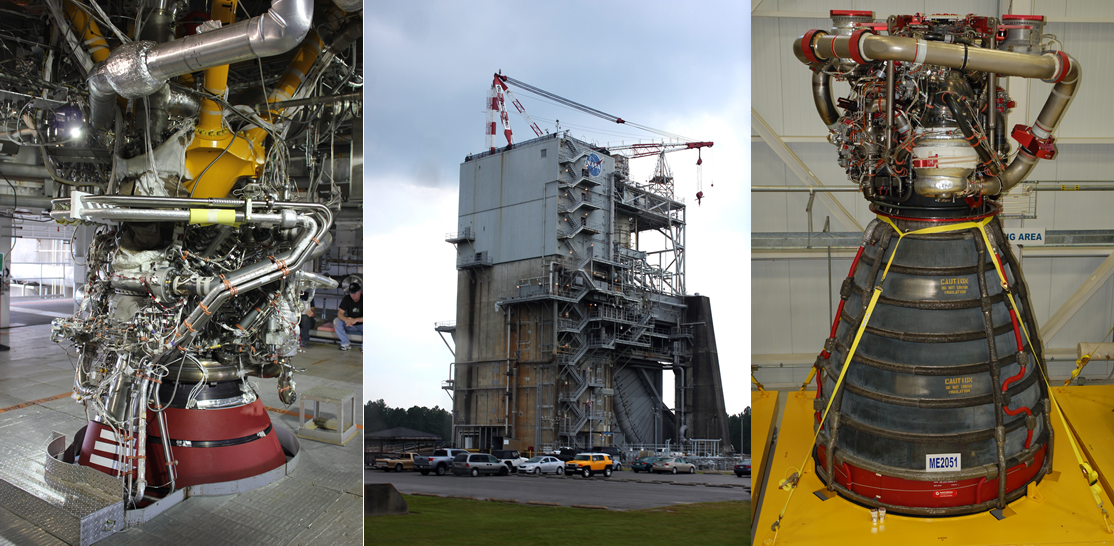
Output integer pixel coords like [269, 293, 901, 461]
[795, 32, 1081, 195]
[88, 0, 314, 128]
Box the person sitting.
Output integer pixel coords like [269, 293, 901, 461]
[333, 282, 362, 351]
[299, 292, 315, 353]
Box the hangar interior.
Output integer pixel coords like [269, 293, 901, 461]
[0, 1, 364, 544]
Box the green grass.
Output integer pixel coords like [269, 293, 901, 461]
[366, 495, 750, 545]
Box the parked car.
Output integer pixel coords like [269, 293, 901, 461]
[652, 457, 696, 474]
[630, 456, 661, 473]
[555, 448, 580, 462]
[491, 449, 528, 472]
[451, 452, 509, 477]
[517, 456, 564, 475]
[564, 453, 614, 478]
[415, 448, 470, 476]
[735, 458, 751, 477]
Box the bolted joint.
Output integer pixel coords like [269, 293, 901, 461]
[840, 277, 854, 299]
[1011, 124, 1057, 160]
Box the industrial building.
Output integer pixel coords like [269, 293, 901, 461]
[0, 1, 363, 544]
[445, 133, 732, 456]
[751, 3, 1114, 544]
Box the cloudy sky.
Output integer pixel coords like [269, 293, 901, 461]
[363, 1, 751, 415]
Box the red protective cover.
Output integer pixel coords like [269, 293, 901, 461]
[145, 400, 286, 488]
[817, 444, 1046, 509]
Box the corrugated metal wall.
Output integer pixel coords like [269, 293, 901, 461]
[752, 1, 1114, 366]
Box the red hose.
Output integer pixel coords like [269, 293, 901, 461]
[1001, 308, 1026, 393]
[819, 246, 867, 359]
[1002, 404, 1034, 449]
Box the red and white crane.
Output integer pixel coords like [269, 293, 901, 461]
[485, 71, 713, 203]
[487, 72, 544, 151]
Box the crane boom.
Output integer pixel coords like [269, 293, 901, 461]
[606, 141, 714, 159]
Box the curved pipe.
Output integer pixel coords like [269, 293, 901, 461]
[812, 71, 841, 130]
[795, 32, 1082, 195]
[89, 0, 313, 128]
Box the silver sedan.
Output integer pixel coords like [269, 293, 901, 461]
[652, 457, 696, 475]
[516, 456, 565, 475]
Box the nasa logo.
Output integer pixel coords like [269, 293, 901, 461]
[586, 153, 603, 177]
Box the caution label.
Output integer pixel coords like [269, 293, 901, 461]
[926, 453, 961, 472]
[944, 376, 974, 395]
[939, 277, 969, 295]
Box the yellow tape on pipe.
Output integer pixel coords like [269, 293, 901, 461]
[189, 209, 236, 226]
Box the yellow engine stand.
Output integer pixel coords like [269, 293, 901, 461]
[184, 130, 263, 198]
[181, 0, 263, 199]
[754, 389, 1114, 545]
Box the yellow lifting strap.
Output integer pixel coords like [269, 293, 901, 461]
[976, 235, 1114, 533]
[763, 214, 1111, 545]
[1065, 324, 1114, 386]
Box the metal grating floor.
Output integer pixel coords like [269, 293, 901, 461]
[0, 324, 363, 546]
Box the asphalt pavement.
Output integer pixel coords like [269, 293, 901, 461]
[366, 468, 750, 510]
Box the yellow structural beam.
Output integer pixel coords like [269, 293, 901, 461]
[198, 0, 237, 134]
[63, 0, 110, 63]
[751, 389, 780, 524]
[755, 390, 1114, 545]
[245, 30, 324, 147]
[184, 0, 264, 198]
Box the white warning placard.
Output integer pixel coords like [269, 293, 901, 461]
[926, 453, 961, 472]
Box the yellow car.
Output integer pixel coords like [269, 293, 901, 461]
[564, 453, 614, 478]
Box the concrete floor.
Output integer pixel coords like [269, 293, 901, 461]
[0, 324, 363, 545]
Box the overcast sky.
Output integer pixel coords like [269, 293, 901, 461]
[363, 1, 751, 416]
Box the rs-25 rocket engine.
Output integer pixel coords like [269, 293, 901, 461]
[794, 11, 1077, 515]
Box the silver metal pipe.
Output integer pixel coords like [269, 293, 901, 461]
[811, 71, 841, 129]
[0, 162, 50, 179]
[885, 60, 894, 142]
[89, 0, 313, 127]
[153, 393, 176, 493]
[796, 32, 1082, 196]
[294, 270, 339, 289]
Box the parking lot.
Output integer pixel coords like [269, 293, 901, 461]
[366, 467, 750, 510]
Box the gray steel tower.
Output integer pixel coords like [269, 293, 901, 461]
[446, 133, 732, 454]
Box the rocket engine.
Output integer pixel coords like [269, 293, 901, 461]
[0, 0, 366, 507]
[794, 11, 1077, 515]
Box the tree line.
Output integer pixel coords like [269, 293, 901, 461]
[728, 408, 751, 455]
[365, 399, 751, 455]
[365, 399, 453, 441]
